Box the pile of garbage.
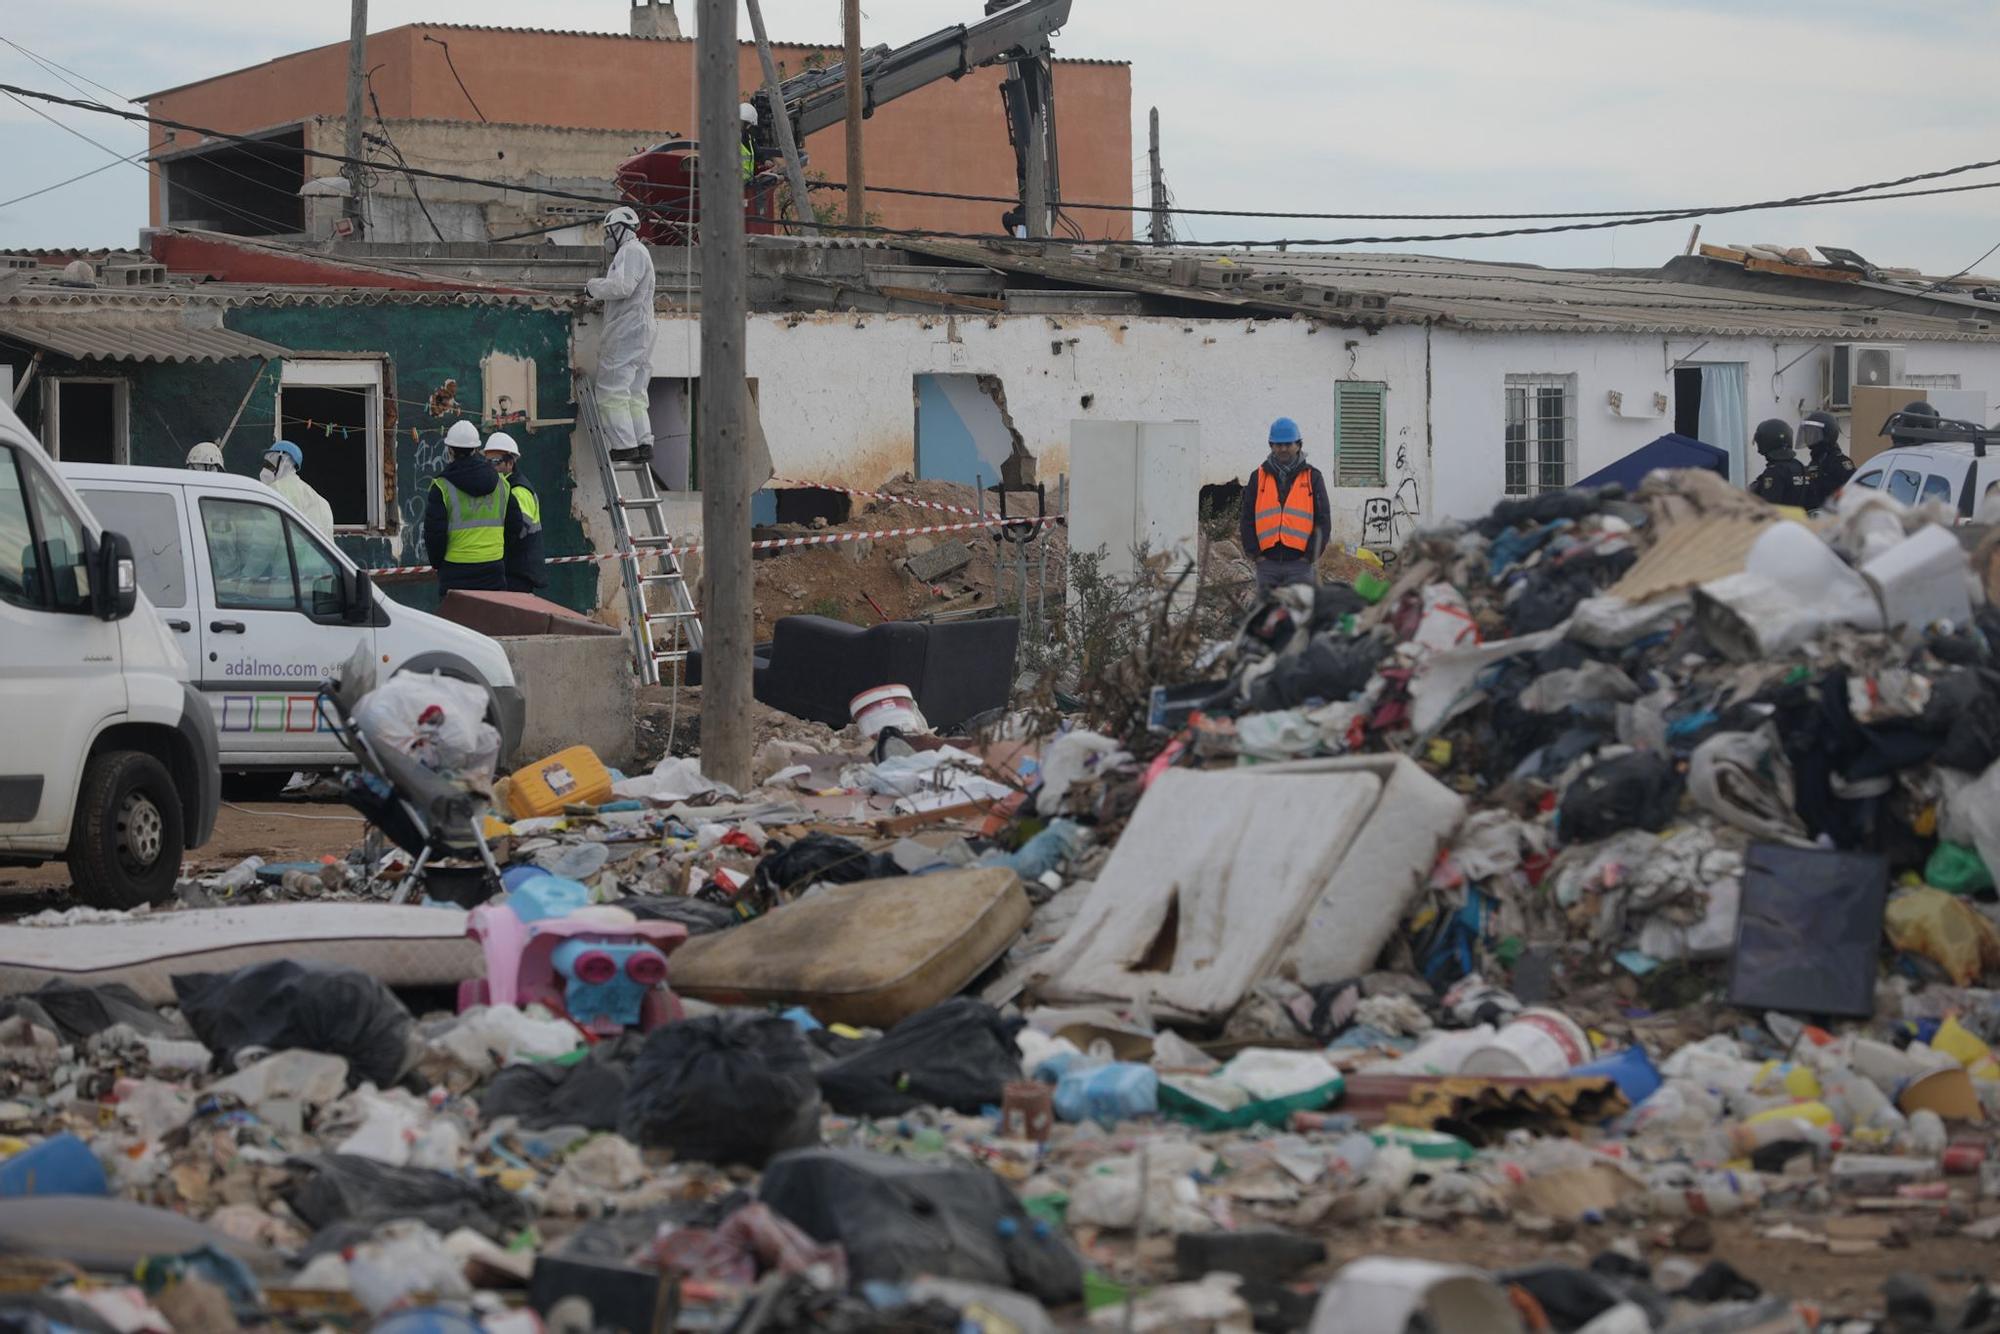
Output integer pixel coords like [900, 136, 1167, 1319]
[2, 469, 1999, 1331]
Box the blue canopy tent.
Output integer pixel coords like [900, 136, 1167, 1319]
[1575, 434, 1731, 490]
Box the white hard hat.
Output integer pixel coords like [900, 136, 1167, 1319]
[739, 101, 758, 126]
[444, 419, 482, 451]
[483, 432, 520, 458]
[604, 205, 640, 231]
[185, 441, 224, 471]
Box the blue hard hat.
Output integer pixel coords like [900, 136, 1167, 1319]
[267, 441, 303, 467]
[1269, 417, 1302, 445]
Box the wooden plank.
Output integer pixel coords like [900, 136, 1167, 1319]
[1743, 254, 1862, 283]
[876, 284, 1007, 312]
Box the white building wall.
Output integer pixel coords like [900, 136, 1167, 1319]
[651, 312, 1433, 547]
[1428, 330, 2000, 519]
[644, 311, 2000, 543]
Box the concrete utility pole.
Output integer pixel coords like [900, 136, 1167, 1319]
[843, 0, 865, 230]
[746, 0, 816, 235]
[696, 0, 753, 791]
[342, 0, 368, 235]
[1148, 106, 1169, 246]
[1023, 59, 1049, 238]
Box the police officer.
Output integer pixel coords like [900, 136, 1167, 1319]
[1887, 399, 1940, 448]
[1798, 411, 1855, 510]
[1238, 416, 1330, 591]
[425, 420, 511, 593]
[1748, 418, 1808, 507]
[483, 431, 548, 595]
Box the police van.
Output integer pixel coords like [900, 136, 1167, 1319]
[59, 464, 525, 791]
[1843, 410, 2000, 521]
[0, 402, 220, 908]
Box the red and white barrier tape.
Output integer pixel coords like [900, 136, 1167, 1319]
[768, 476, 990, 519]
[364, 512, 1061, 580]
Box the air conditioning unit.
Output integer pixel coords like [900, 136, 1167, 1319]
[1827, 343, 1906, 409]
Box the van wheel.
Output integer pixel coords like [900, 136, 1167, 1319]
[66, 751, 184, 910]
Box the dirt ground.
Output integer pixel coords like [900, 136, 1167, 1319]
[0, 797, 365, 909]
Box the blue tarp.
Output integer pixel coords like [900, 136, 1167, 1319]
[1576, 434, 1730, 490]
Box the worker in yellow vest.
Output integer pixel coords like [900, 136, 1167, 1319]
[1238, 416, 1330, 591]
[483, 431, 548, 595]
[424, 419, 511, 593]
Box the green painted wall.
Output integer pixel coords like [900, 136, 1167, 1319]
[0, 301, 592, 616]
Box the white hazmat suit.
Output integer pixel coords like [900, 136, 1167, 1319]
[586, 227, 658, 457]
[262, 452, 336, 537]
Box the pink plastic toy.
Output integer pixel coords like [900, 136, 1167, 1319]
[459, 875, 688, 1035]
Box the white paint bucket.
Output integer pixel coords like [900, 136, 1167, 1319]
[850, 684, 927, 740]
[1458, 1007, 1591, 1078]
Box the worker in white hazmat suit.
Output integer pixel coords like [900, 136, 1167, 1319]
[260, 440, 336, 537]
[585, 205, 657, 463]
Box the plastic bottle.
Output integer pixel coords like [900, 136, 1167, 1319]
[1643, 1167, 1764, 1218]
[1053, 1063, 1157, 1126]
[211, 856, 264, 893]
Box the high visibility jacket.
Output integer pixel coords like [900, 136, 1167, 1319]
[740, 140, 755, 183]
[1253, 467, 1317, 555]
[432, 477, 507, 564]
[510, 480, 542, 529]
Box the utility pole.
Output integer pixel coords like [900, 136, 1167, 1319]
[843, 0, 865, 230]
[342, 0, 368, 235]
[696, 0, 753, 791]
[1148, 107, 1169, 246]
[1022, 59, 1049, 238]
[746, 0, 815, 236]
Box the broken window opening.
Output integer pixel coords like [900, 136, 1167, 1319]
[914, 373, 1036, 489]
[162, 127, 306, 237]
[278, 358, 386, 530]
[40, 378, 127, 464]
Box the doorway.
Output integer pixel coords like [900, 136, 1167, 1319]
[1672, 363, 1747, 484]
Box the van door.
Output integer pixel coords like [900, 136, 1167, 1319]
[189, 492, 372, 765]
[71, 480, 204, 676]
[0, 440, 126, 838]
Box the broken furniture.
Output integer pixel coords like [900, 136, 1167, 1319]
[690, 614, 1021, 730]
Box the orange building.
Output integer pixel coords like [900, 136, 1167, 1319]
[142, 18, 1132, 242]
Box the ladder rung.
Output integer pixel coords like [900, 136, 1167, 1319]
[615, 496, 663, 508]
[639, 573, 687, 584]
[628, 535, 684, 547]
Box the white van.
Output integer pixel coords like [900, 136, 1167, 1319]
[0, 403, 220, 909]
[1847, 442, 2000, 521]
[59, 465, 525, 787]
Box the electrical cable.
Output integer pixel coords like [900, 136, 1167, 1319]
[364, 65, 445, 243]
[422, 34, 488, 124]
[11, 81, 2000, 253]
[1923, 238, 2000, 293]
[0, 150, 147, 209]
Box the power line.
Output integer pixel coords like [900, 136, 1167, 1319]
[421, 34, 488, 125]
[0, 35, 132, 106]
[10, 80, 2000, 253]
[0, 150, 146, 210]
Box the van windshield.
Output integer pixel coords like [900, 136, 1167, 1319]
[78, 488, 186, 609]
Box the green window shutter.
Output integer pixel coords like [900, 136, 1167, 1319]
[1334, 380, 1386, 487]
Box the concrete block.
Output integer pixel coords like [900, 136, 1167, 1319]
[905, 539, 973, 582]
[498, 633, 638, 770]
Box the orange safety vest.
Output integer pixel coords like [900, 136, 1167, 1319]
[1253, 466, 1316, 555]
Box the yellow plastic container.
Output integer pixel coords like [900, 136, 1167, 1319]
[505, 746, 614, 819]
[1933, 1015, 1994, 1071]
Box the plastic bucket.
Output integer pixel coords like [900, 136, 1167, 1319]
[0, 1134, 107, 1198]
[850, 684, 925, 740]
[1458, 1008, 1591, 1078]
[1572, 1046, 1662, 1106]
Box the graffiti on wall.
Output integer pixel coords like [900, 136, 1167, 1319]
[1360, 429, 1423, 561]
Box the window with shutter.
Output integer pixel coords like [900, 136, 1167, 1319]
[1333, 380, 1386, 487]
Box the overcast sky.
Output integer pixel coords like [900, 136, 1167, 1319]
[4, 0, 1996, 275]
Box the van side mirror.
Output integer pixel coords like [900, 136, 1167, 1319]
[343, 568, 376, 624]
[93, 530, 139, 621]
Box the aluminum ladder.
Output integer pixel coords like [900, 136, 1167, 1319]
[577, 387, 703, 687]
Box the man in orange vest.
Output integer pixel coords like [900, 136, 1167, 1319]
[1238, 416, 1330, 591]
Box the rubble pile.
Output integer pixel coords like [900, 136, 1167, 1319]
[1, 470, 1999, 1331]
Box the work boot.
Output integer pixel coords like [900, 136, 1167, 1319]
[609, 445, 653, 464]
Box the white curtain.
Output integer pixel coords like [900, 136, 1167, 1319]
[1696, 363, 1749, 485]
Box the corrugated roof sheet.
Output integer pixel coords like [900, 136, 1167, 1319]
[904, 242, 2000, 341]
[0, 309, 288, 364]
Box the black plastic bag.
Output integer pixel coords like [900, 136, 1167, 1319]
[622, 895, 743, 935]
[0, 980, 181, 1044]
[815, 999, 1022, 1118]
[1728, 843, 1886, 1019]
[752, 833, 902, 898]
[618, 1014, 821, 1167]
[1557, 751, 1683, 844]
[761, 1148, 1083, 1305]
[1244, 632, 1386, 712]
[172, 961, 414, 1088]
[286, 1154, 531, 1242]
[482, 1033, 642, 1132]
